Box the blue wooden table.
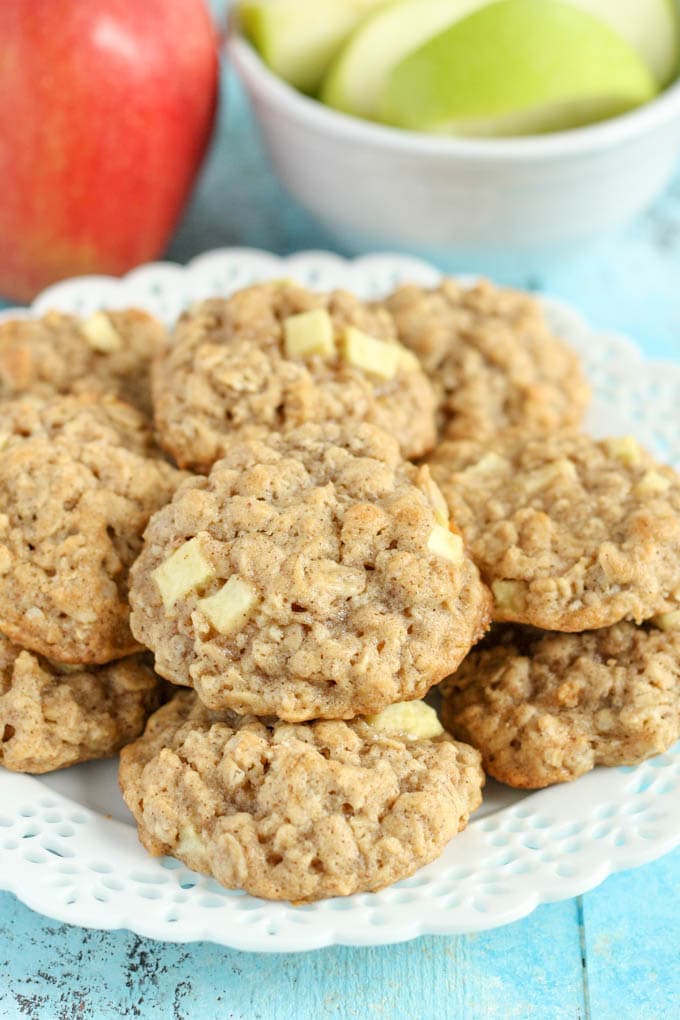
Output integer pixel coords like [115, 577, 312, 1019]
[1, 59, 680, 1020]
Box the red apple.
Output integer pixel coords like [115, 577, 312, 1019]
[0, 0, 219, 302]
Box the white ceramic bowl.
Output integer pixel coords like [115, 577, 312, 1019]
[228, 30, 680, 272]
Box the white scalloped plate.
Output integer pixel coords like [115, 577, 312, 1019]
[1, 248, 679, 952]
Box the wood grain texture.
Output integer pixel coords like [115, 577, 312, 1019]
[1, 851, 678, 1019]
[1, 37, 680, 1018]
[583, 847, 680, 1020]
[0, 891, 584, 1019]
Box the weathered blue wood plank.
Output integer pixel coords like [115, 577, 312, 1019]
[0, 890, 585, 1020]
[6, 848, 675, 1020]
[581, 845, 680, 1020]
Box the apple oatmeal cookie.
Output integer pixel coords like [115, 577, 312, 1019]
[384, 278, 589, 440]
[152, 281, 437, 472]
[0, 633, 160, 774]
[0, 437, 185, 664]
[440, 619, 680, 788]
[130, 422, 490, 720]
[429, 431, 680, 630]
[0, 309, 165, 415]
[119, 690, 484, 902]
[0, 391, 156, 457]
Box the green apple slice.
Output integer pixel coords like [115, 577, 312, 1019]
[239, 0, 385, 94]
[567, 0, 679, 88]
[380, 0, 658, 137]
[321, 0, 488, 119]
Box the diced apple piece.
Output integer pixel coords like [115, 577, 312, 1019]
[427, 524, 464, 564]
[283, 307, 336, 359]
[604, 436, 643, 466]
[176, 824, 210, 869]
[152, 537, 216, 610]
[395, 346, 422, 372]
[420, 467, 449, 527]
[466, 451, 510, 476]
[634, 470, 672, 497]
[524, 458, 578, 494]
[196, 576, 259, 635]
[341, 326, 400, 379]
[81, 312, 123, 353]
[492, 579, 524, 611]
[366, 700, 444, 740]
[594, 708, 616, 733]
[653, 610, 680, 632]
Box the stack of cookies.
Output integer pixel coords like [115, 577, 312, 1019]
[1, 277, 678, 903]
[122, 282, 492, 902]
[386, 280, 680, 790]
[0, 311, 184, 773]
[429, 431, 680, 788]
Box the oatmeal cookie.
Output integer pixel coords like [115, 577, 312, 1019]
[0, 309, 165, 415]
[0, 392, 155, 457]
[384, 279, 589, 440]
[130, 422, 490, 720]
[0, 634, 160, 774]
[152, 282, 437, 471]
[440, 621, 680, 788]
[429, 431, 680, 630]
[0, 437, 185, 664]
[119, 690, 484, 902]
